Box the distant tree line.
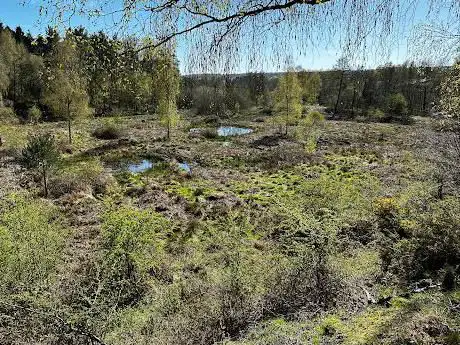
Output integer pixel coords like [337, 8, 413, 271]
[0, 24, 179, 125]
[318, 60, 445, 121]
[0, 24, 448, 127]
[181, 61, 446, 124]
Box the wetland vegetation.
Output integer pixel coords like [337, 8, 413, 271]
[1, 1, 460, 344]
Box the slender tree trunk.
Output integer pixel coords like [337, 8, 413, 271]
[42, 168, 48, 197]
[167, 117, 170, 140]
[351, 87, 357, 117]
[423, 85, 427, 112]
[285, 94, 289, 136]
[67, 101, 72, 144]
[68, 118, 72, 145]
[334, 71, 345, 115]
[12, 63, 17, 108]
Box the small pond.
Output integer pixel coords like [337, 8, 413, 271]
[124, 159, 191, 174]
[217, 126, 253, 136]
[190, 126, 253, 137]
[178, 162, 191, 173]
[127, 160, 154, 173]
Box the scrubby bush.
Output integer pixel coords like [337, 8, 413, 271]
[27, 105, 42, 123]
[304, 110, 325, 124]
[385, 93, 410, 123]
[296, 110, 326, 152]
[414, 197, 460, 274]
[203, 128, 219, 139]
[49, 158, 116, 197]
[193, 86, 226, 116]
[0, 106, 17, 123]
[21, 133, 60, 197]
[0, 193, 66, 294]
[92, 122, 123, 140]
[100, 207, 353, 345]
[367, 107, 386, 122]
[378, 192, 460, 284]
[90, 205, 171, 309]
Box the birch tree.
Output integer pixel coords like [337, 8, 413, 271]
[154, 49, 180, 140]
[273, 69, 302, 135]
[44, 36, 90, 144]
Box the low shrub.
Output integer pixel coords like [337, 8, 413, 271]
[296, 111, 326, 152]
[0, 107, 18, 124]
[0, 193, 66, 294]
[385, 93, 411, 123]
[27, 105, 42, 124]
[21, 133, 60, 197]
[92, 122, 123, 140]
[367, 107, 386, 122]
[49, 158, 117, 197]
[202, 128, 218, 139]
[85, 205, 171, 310]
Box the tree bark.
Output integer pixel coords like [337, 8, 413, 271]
[167, 117, 170, 140]
[423, 85, 427, 112]
[351, 87, 357, 116]
[12, 63, 17, 108]
[285, 94, 289, 136]
[67, 101, 72, 144]
[334, 70, 345, 115]
[42, 168, 48, 197]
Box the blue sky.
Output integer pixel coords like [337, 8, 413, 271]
[0, 0, 444, 72]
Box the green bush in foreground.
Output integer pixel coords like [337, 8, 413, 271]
[0, 193, 66, 295]
[90, 205, 171, 309]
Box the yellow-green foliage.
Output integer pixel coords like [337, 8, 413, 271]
[92, 117, 124, 140]
[440, 61, 460, 119]
[0, 193, 66, 294]
[332, 248, 381, 281]
[298, 71, 322, 104]
[154, 49, 181, 139]
[102, 204, 171, 273]
[86, 204, 173, 311]
[296, 110, 325, 152]
[44, 39, 90, 122]
[367, 107, 385, 121]
[0, 107, 18, 124]
[104, 305, 156, 345]
[165, 179, 220, 201]
[273, 69, 303, 134]
[51, 157, 115, 196]
[28, 105, 42, 123]
[344, 306, 400, 344]
[0, 124, 29, 150]
[228, 292, 460, 345]
[104, 212, 342, 345]
[44, 37, 91, 144]
[232, 159, 379, 227]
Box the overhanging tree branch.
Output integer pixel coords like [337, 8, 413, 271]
[148, 0, 331, 50]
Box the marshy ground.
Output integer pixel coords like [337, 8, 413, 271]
[1, 111, 459, 345]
